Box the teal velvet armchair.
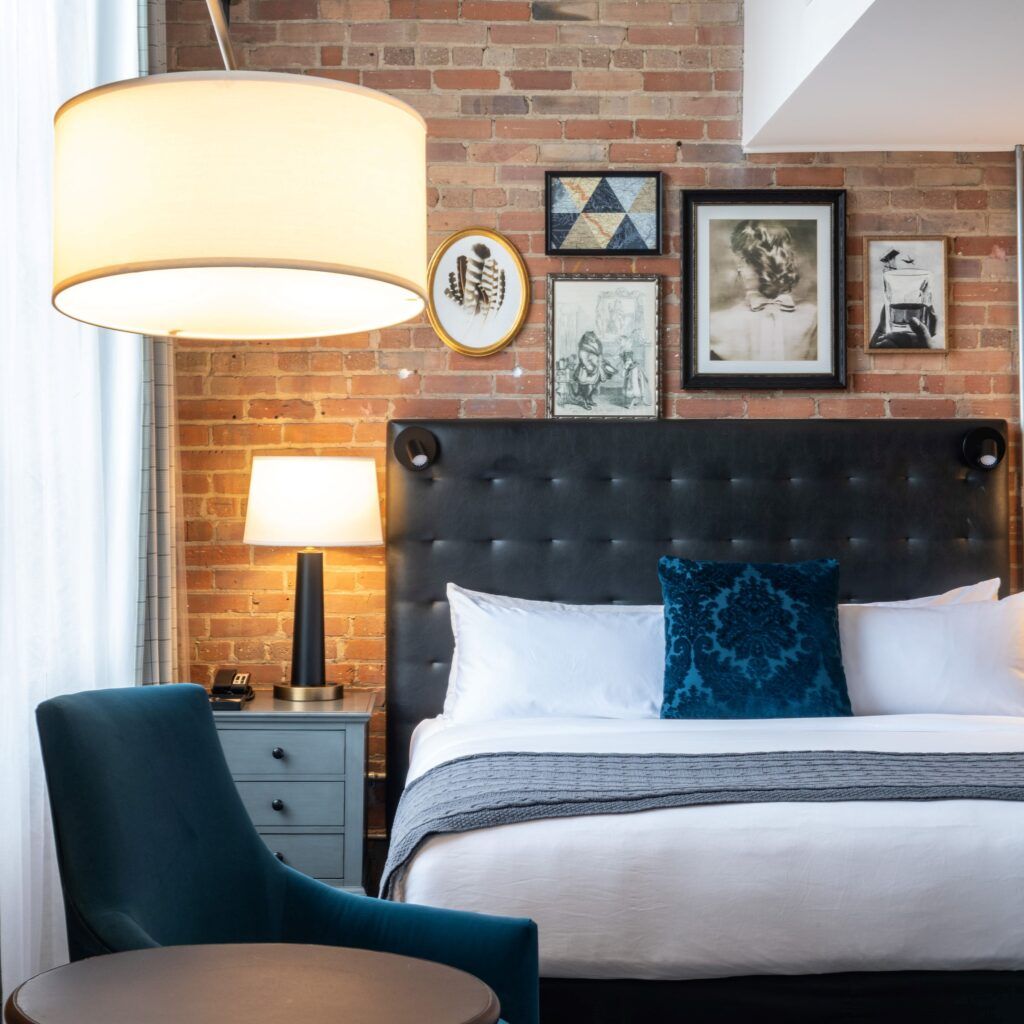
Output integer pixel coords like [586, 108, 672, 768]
[36, 684, 539, 1024]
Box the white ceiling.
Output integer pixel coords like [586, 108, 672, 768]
[743, 0, 1024, 152]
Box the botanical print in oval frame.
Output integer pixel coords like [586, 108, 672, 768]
[682, 189, 846, 390]
[426, 228, 531, 357]
[547, 274, 661, 419]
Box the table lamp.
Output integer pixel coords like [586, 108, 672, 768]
[243, 456, 383, 701]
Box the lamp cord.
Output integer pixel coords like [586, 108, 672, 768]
[205, 0, 238, 70]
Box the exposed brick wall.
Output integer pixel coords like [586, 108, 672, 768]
[167, 0, 1020, 777]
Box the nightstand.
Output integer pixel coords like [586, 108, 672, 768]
[212, 692, 376, 893]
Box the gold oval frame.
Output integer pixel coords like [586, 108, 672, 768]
[426, 227, 531, 357]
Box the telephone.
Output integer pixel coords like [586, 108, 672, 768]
[210, 669, 255, 710]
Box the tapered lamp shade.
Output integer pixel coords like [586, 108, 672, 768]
[243, 457, 383, 548]
[53, 72, 427, 340]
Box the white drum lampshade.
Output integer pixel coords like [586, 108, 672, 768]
[243, 456, 383, 549]
[53, 72, 427, 340]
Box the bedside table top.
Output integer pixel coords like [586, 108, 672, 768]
[212, 691, 377, 721]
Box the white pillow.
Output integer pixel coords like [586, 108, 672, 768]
[841, 591, 1024, 716]
[444, 584, 663, 723]
[862, 577, 1000, 608]
[441, 579, 1002, 724]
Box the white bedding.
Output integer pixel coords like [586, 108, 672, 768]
[394, 714, 1024, 980]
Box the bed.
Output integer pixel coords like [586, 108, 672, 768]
[385, 418, 1024, 1022]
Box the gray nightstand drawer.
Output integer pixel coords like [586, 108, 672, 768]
[260, 832, 345, 879]
[236, 781, 345, 827]
[213, 692, 374, 892]
[218, 728, 345, 777]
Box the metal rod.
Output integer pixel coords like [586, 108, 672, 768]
[1017, 144, 1024, 562]
[205, 0, 237, 70]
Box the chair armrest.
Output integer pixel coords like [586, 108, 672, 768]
[279, 869, 539, 1024]
[91, 911, 160, 952]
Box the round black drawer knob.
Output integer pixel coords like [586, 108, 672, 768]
[271, 747, 285, 760]
[275, 851, 285, 862]
[271, 799, 284, 812]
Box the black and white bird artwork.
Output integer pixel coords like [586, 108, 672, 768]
[445, 243, 506, 319]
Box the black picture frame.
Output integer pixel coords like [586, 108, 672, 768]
[545, 171, 663, 257]
[681, 188, 846, 390]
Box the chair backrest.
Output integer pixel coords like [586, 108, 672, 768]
[37, 684, 283, 958]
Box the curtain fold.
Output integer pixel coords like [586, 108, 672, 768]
[0, 0, 143, 997]
[138, 337, 191, 685]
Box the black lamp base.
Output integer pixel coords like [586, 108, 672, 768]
[274, 549, 343, 703]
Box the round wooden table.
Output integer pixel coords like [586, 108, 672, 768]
[4, 944, 501, 1024]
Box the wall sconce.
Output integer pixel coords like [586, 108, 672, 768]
[394, 427, 439, 471]
[962, 427, 1006, 471]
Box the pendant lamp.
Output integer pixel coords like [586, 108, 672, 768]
[52, 0, 426, 340]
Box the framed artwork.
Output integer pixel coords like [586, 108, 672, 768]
[681, 189, 846, 390]
[546, 273, 661, 419]
[545, 171, 662, 257]
[426, 227, 530, 357]
[864, 236, 948, 352]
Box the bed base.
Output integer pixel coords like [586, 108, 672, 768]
[540, 972, 1024, 1023]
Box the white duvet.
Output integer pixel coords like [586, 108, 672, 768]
[394, 714, 1024, 980]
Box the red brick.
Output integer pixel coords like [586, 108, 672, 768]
[361, 70, 431, 90]
[636, 119, 703, 139]
[819, 398, 887, 419]
[247, 399, 316, 419]
[507, 71, 573, 90]
[565, 120, 634, 140]
[889, 399, 958, 418]
[254, 0, 317, 19]
[434, 69, 500, 89]
[644, 71, 713, 92]
[179, 399, 243, 421]
[609, 142, 677, 163]
[389, 0, 458, 16]
[776, 166, 845, 187]
[626, 26, 696, 45]
[462, 1, 530, 19]
[495, 119, 563, 139]
[428, 118, 493, 139]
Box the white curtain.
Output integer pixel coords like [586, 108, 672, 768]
[0, 0, 143, 997]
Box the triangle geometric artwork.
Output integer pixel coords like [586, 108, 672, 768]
[546, 171, 662, 256]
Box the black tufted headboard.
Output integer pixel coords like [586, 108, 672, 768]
[385, 418, 1010, 825]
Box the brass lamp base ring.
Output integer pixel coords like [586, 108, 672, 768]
[273, 683, 344, 702]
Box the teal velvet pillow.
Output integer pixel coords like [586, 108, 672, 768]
[659, 557, 852, 720]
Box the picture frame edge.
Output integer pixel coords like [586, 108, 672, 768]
[546, 272, 662, 420]
[861, 233, 950, 355]
[543, 170, 664, 258]
[426, 226, 532, 359]
[680, 188, 848, 391]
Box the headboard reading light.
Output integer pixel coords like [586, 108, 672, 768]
[962, 427, 1006, 471]
[394, 426, 439, 471]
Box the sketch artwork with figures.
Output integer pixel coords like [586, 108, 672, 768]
[427, 229, 530, 357]
[548, 275, 660, 419]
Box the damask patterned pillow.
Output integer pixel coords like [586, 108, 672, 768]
[659, 557, 852, 720]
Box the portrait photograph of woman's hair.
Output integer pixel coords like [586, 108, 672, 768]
[682, 190, 846, 390]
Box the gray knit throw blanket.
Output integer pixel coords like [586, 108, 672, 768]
[379, 748, 1024, 899]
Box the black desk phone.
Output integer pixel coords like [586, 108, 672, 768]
[210, 669, 255, 710]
